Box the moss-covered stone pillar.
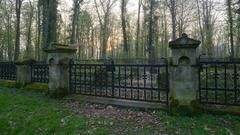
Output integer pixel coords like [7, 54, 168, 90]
[45, 43, 77, 97]
[16, 59, 36, 86]
[169, 34, 201, 115]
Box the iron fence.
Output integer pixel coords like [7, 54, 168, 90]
[31, 63, 49, 83]
[0, 62, 16, 80]
[69, 60, 169, 104]
[199, 58, 240, 106]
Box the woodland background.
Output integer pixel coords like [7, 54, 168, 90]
[0, 0, 239, 62]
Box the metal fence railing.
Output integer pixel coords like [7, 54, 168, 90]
[31, 63, 49, 83]
[199, 58, 240, 106]
[0, 62, 17, 81]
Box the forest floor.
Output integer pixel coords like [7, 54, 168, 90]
[0, 87, 240, 135]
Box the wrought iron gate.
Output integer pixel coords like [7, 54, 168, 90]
[69, 60, 169, 104]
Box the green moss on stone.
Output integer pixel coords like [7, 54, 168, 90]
[169, 57, 173, 66]
[169, 99, 203, 116]
[24, 83, 48, 93]
[15, 83, 23, 88]
[0, 80, 16, 88]
[49, 88, 68, 98]
[15, 57, 36, 65]
[169, 99, 180, 116]
[190, 100, 203, 114]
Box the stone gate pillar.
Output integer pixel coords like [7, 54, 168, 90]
[16, 60, 36, 86]
[45, 43, 76, 97]
[169, 34, 201, 114]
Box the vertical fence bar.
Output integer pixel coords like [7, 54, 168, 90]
[214, 64, 218, 103]
[30, 64, 33, 82]
[84, 65, 87, 94]
[199, 62, 202, 103]
[150, 66, 153, 101]
[94, 66, 97, 96]
[234, 64, 238, 104]
[144, 66, 146, 101]
[137, 66, 140, 100]
[224, 64, 227, 104]
[79, 65, 82, 94]
[112, 65, 115, 98]
[205, 65, 208, 102]
[73, 64, 76, 94]
[130, 66, 133, 99]
[100, 66, 103, 96]
[166, 60, 169, 104]
[69, 60, 72, 94]
[124, 65, 127, 98]
[158, 67, 161, 102]
[90, 66, 92, 95]
[105, 65, 108, 97]
[118, 66, 121, 97]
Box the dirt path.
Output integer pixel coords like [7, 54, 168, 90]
[66, 101, 167, 134]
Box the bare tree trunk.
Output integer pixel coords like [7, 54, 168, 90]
[164, 0, 168, 57]
[41, 0, 58, 60]
[26, 1, 34, 58]
[70, 0, 83, 44]
[36, 0, 41, 61]
[121, 0, 128, 57]
[236, 5, 240, 58]
[7, 12, 13, 61]
[91, 28, 95, 58]
[196, 0, 205, 54]
[14, 0, 22, 61]
[202, 0, 214, 56]
[94, 0, 116, 59]
[148, 0, 155, 64]
[169, 0, 177, 40]
[135, 0, 142, 59]
[227, 0, 234, 58]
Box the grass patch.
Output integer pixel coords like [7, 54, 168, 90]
[0, 87, 240, 135]
[156, 111, 240, 135]
[0, 88, 86, 135]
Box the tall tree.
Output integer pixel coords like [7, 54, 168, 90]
[168, 0, 177, 40]
[121, 0, 129, 56]
[235, 0, 240, 57]
[227, 0, 234, 58]
[94, 0, 116, 59]
[15, 0, 23, 60]
[25, 0, 34, 58]
[2, 0, 15, 61]
[135, 0, 142, 59]
[70, 0, 83, 44]
[196, 0, 205, 54]
[202, 0, 214, 56]
[147, 0, 156, 64]
[41, 0, 58, 60]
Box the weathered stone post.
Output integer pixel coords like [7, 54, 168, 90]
[16, 60, 36, 86]
[169, 34, 201, 114]
[45, 43, 76, 97]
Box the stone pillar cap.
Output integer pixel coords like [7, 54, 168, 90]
[44, 43, 77, 53]
[169, 33, 201, 49]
